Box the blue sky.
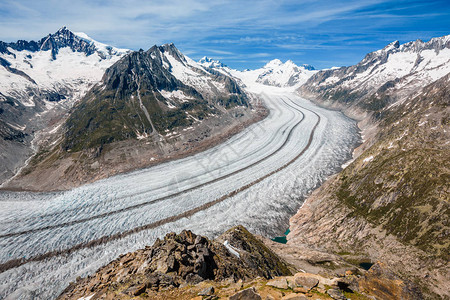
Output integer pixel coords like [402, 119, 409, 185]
[1, 0, 449, 70]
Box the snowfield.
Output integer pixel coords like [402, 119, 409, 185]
[0, 86, 359, 299]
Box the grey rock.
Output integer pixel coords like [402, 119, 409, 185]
[266, 277, 288, 289]
[327, 288, 346, 300]
[198, 286, 215, 296]
[230, 287, 262, 300]
[294, 275, 319, 290]
[185, 273, 203, 284]
[281, 294, 308, 300]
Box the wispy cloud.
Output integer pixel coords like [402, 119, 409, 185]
[0, 0, 449, 69]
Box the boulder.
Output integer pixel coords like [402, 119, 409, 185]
[198, 286, 215, 296]
[229, 287, 262, 300]
[293, 287, 308, 293]
[286, 276, 296, 289]
[336, 277, 359, 293]
[281, 294, 308, 300]
[266, 277, 288, 289]
[123, 284, 146, 296]
[293, 274, 319, 290]
[327, 288, 346, 300]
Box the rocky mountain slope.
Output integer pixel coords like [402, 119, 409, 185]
[291, 36, 450, 299]
[58, 226, 423, 300]
[0, 26, 129, 185]
[299, 35, 450, 116]
[3, 41, 262, 191]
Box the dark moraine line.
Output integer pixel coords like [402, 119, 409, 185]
[0, 98, 320, 273]
[0, 99, 303, 239]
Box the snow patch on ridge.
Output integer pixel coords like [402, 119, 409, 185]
[224, 240, 240, 258]
[363, 156, 374, 162]
[159, 90, 192, 103]
[74, 32, 129, 58]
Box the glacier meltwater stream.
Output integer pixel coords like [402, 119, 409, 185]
[0, 90, 360, 299]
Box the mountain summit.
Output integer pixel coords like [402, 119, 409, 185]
[198, 56, 226, 68]
[254, 59, 317, 88]
[0, 26, 129, 60]
[63, 43, 250, 151]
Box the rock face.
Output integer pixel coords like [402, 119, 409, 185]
[358, 262, 424, 300]
[290, 42, 450, 298]
[57, 226, 291, 299]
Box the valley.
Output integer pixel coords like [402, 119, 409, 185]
[0, 87, 359, 299]
[0, 24, 448, 300]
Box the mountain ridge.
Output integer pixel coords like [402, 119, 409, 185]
[0, 27, 130, 185]
[2, 37, 264, 191]
[290, 34, 450, 299]
[0, 26, 129, 59]
[299, 34, 450, 116]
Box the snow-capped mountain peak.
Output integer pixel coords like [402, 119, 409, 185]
[256, 59, 317, 88]
[0, 27, 132, 182]
[300, 34, 450, 109]
[264, 59, 283, 68]
[199, 56, 318, 91]
[0, 26, 130, 60]
[302, 64, 315, 71]
[73, 31, 129, 58]
[382, 40, 400, 52]
[0, 28, 130, 99]
[198, 56, 226, 68]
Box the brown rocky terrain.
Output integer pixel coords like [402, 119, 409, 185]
[58, 226, 423, 300]
[290, 63, 450, 298]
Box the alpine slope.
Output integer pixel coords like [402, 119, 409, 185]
[0, 68, 360, 299]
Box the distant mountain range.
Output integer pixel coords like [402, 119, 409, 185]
[198, 57, 317, 89]
[300, 35, 450, 114]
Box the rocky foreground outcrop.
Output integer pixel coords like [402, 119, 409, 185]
[58, 225, 291, 299]
[58, 226, 423, 300]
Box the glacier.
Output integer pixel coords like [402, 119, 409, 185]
[0, 86, 360, 299]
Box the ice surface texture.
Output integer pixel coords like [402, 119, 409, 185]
[0, 89, 359, 299]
